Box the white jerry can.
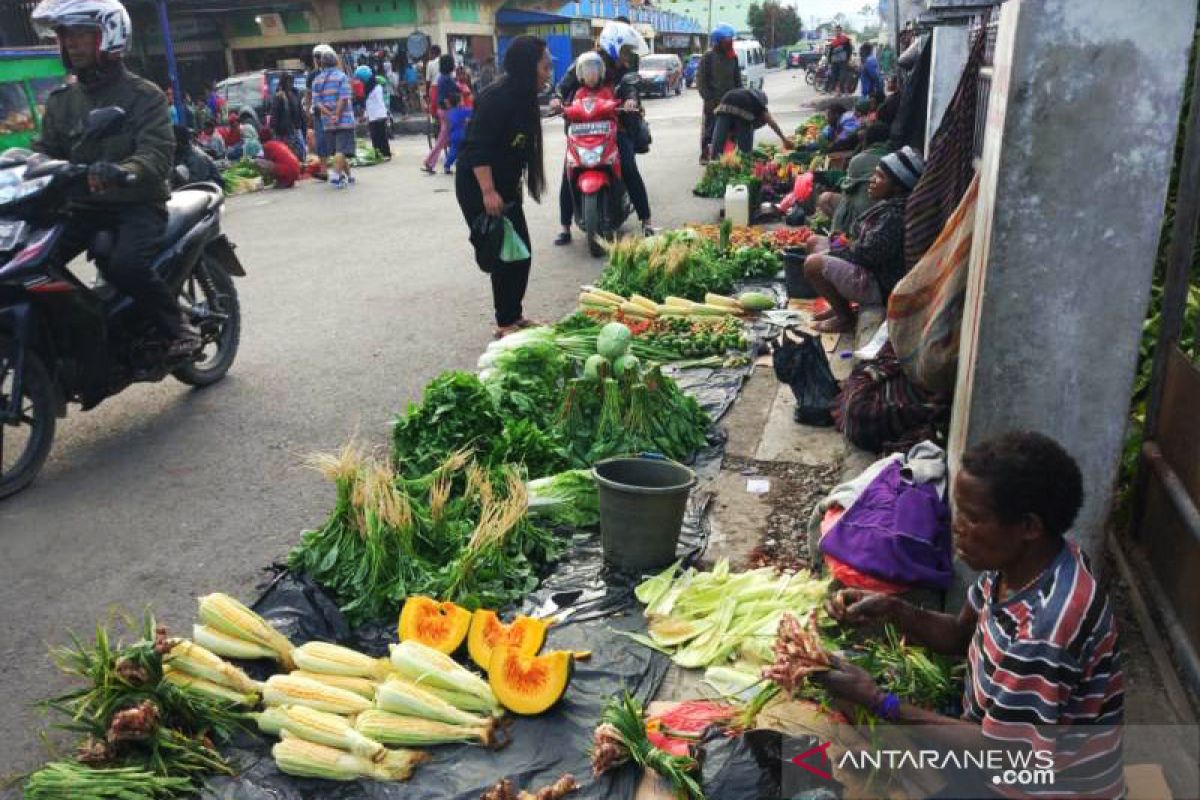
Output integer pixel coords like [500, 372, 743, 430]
[724, 183, 751, 227]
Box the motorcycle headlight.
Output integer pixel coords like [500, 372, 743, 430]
[580, 145, 604, 167]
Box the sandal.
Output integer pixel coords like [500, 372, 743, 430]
[513, 318, 545, 329]
[494, 324, 521, 340]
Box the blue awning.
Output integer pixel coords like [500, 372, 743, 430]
[496, 8, 574, 26]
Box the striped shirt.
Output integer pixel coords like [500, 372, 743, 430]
[311, 68, 354, 130]
[965, 541, 1125, 798]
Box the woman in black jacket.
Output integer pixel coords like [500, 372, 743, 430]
[455, 35, 550, 338]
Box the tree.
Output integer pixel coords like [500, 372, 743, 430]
[747, 1, 802, 49]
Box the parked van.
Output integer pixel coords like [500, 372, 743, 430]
[215, 69, 308, 126]
[733, 39, 766, 90]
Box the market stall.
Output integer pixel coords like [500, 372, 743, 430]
[20, 215, 959, 800]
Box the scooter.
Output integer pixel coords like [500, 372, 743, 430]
[563, 86, 633, 258]
[0, 107, 245, 499]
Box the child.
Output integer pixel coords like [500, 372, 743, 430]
[443, 95, 472, 175]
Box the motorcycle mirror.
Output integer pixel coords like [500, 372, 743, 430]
[82, 107, 127, 141]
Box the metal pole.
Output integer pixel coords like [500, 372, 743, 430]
[156, 0, 185, 125]
[892, 0, 901, 56]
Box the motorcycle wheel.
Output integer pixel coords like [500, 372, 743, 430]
[582, 193, 605, 258]
[805, 69, 815, 86]
[0, 337, 56, 500]
[173, 256, 241, 387]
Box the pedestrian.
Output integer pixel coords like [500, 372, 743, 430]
[859, 42, 883, 102]
[455, 64, 475, 108]
[826, 24, 853, 93]
[709, 87, 793, 156]
[422, 53, 460, 174]
[364, 68, 392, 160]
[443, 94, 471, 173]
[256, 128, 301, 188]
[424, 44, 442, 86]
[697, 23, 741, 163]
[802, 146, 924, 332]
[455, 35, 550, 339]
[271, 73, 305, 160]
[478, 56, 496, 89]
[311, 43, 357, 188]
[819, 431, 1124, 800]
[404, 58, 420, 112]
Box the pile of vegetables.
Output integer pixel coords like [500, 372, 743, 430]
[626, 560, 830, 671]
[288, 445, 571, 622]
[693, 151, 758, 199]
[220, 161, 269, 194]
[591, 691, 703, 800]
[24, 613, 252, 799]
[795, 113, 827, 146]
[597, 225, 780, 303]
[765, 227, 816, 250]
[556, 311, 751, 363]
[351, 139, 386, 167]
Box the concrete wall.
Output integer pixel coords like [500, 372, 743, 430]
[949, 0, 1199, 568]
[924, 23, 969, 154]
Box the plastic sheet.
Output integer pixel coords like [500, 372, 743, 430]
[205, 572, 670, 800]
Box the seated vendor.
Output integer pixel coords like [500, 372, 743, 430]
[822, 101, 860, 153]
[255, 128, 302, 189]
[818, 431, 1125, 799]
[810, 122, 891, 251]
[710, 87, 794, 157]
[802, 146, 924, 333]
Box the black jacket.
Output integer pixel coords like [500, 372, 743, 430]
[33, 65, 173, 206]
[697, 49, 742, 113]
[457, 77, 539, 201]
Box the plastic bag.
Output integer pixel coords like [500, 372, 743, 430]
[500, 216, 531, 262]
[469, 211, 504, 273]
[770, 327, 839, 427]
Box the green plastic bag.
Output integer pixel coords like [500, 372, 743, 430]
[500, 217, 531, 263]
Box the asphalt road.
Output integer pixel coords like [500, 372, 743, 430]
[0, 68, 814, 777]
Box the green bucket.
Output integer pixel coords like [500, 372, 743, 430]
[592, 457, 697, 573]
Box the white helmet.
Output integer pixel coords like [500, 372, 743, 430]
[32, 0, 131, 62]
[575, 51, 605, 88]
[312, 43, 337, 67]
[597, 21, 649, 64]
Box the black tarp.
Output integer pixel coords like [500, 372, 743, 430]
[201, 292, 796, 799]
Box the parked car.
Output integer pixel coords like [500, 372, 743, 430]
[215, 69, 308, 126]
[684, 53, 701, 87]
[787, 49, 822, 69]
[638, 54, 683, 98]
[733, 39, 766, 90]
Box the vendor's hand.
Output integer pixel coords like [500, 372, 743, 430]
[825, 588, 901, 626]
[811, 654, 880, 708]
[482, 188, 504, 217]
[87, 162, 130, 193]
[780, 136, 795, 151]
[548, 97, 563, 114]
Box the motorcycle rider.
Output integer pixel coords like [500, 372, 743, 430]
[550, 21, 654, 245]
[697, 23, 741, 164]
[30, 0, 198, 357]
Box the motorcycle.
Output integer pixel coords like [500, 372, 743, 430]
[563, 86, 634, 258]
[0, 107, 244, 499]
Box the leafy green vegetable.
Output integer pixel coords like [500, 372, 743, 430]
[392, 372, 505, 478]
[526, 469, 600, 528]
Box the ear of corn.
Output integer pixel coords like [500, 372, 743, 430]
[165, 640, 261, 695]
[262, 674, 372, 715]
[162, 667, 259, 707]
[290, 671, 377, 700]
[388, 641, 496, 710]
[273, 705, 386, 763]
[252, 706, 290, 736]
[198, 593, 295, 670]
[375, 676, 490, 728]
[355, 709, 494, 748]
[272, 737, 427, 782]
[292, 642, 391, 681]
[421, 684, 503, 717]
[193, 624, 279, 661]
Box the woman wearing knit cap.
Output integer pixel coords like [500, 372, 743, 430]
[801, 145, 925, 333]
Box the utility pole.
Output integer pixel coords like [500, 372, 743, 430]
[155, 0, 184, 123]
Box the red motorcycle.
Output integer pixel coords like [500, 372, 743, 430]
[563, 86, 632, 257]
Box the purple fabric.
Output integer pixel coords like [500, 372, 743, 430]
[820, 460, 953, 589]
